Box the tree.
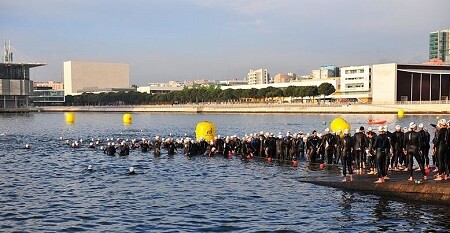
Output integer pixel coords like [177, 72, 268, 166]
[318, 83, 336, 104]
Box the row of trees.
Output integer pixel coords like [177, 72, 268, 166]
[64, 83, 336, 106]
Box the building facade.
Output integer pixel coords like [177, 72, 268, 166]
[429, 29, 450, 63]
[63, 61, 130, 95]
[247, 68, 271, 85]
[33, 81, 63, 90]
[30, 81, 65, 106]
[273, 73, 294, 83]
[0, 42, 46, 109]
[137, 82, 184, 95]
[372, 63, 450, 104]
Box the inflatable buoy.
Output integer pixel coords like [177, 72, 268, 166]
[195, 121, 216, 141]
[330, 117, 351, 136]
[397, 109, 404, 118]
[123, 113, 132, 125]
[65, 112, 75, 124]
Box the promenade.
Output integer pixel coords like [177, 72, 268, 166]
[35, 102, 450, 114]
[299, 171, 450, 206]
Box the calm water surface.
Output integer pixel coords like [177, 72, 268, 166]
[0, 112, 449, 232]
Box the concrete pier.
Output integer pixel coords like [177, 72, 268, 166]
[299, 171, 450, 206]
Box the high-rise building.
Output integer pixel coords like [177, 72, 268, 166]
[247, 68, 271, 85]
[63, 61, 130, 95]
[429, 29, 450, 62]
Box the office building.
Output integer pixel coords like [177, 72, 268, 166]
[429, 29, 450, 62]
[247, 68, 271, 85]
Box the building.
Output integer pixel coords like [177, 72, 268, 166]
[0, 42, 46, 109]
[33, 81, 63, 90]
[429, 29, 450, 63]
[137, 82, 184, 95]
[372, 63, 450, 104]
[219, 79, 248, 86]
[311, 65, 338, 79]
[30, 87, 65, 106]
[273, 73, 294, 83]
[247, 68, 271, 85]
[30, 81, 65, 106]
[63, 61, 130, 95]
[222, 77, 338, 91]
[338, 65, 372, 102]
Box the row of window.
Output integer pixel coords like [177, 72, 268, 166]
[344, 69, 365, 74]
[345, 83, 364, 89]
[344, 77, 365, 81]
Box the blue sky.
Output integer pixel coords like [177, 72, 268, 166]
[1, 0, 449, 85]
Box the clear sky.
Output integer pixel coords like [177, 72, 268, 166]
[1, 0, 449, 85]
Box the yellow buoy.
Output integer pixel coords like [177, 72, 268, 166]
[123, 113, 132, 125]
[196, 121, 216, 141]
[65, 112, 75, 124]
[397, 109, 404, 118]
[330, 117, 351, 136]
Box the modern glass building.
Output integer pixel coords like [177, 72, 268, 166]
[429, 29, 450, 62]
[0, 62, 46, 109]
[30, 87, 65, 106]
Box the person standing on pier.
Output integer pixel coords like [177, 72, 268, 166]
[391, 125, 405, 171]
[403, 122, 427, 181]
[340, 129, 354, 182]
[373, 126, 390, 183]
[353, 127, 367, 174]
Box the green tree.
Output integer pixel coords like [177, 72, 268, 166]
[318, 83, 336, 104]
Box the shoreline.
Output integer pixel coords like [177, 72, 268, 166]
[299, 171, 450, 206]
[30, 103, 450, 114]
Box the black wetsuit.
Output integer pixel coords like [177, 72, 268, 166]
[307, 135, 321, 162]
[366, 132, 376, 170]
[391, 130, 405, 168]
[140, 142, 150, 153]
[418, 129, 429, 168]
[105, 145, 116, 156]
[321, 133, 336, 164]
[404, 130, 425, 178]
[352, 131, 367, 171]
[434, 127, 448, 175]
[153, 140, 161, 156]
[340, 135, 353, 177]
[119, 145, 130, 156]
[373, 133, 390, 178]
[166, 142, 176, 156]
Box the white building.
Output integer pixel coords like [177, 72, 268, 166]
[137, 81, 184, 95]
[63, 61, 130, 95]
[247, 68, 271, 85]
[336, 65, 372, 102]
[222, 78, 338, 90]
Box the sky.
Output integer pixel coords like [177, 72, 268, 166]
[1, 0, 449, 85]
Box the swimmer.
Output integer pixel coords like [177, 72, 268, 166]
[87, 165, 93, 172]
[24, 143, 31, 149]
[128, 167, 136, 175]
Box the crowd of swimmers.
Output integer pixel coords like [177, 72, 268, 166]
[38, 119, 450, 182]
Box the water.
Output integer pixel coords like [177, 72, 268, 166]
[0, 112, 449, 232]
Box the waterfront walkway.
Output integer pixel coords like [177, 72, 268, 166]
[299, 171, 450, 206]
[33, 102, 450, 114]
